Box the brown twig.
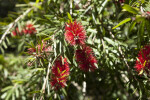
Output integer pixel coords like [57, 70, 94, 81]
[109, 31, 138, 82]
[70, 0, 73, 15]
[109, 31, 130, 70]
[82, 74, 86, 100]
[40, 58, 51, 100]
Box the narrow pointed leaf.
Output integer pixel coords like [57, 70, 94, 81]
[112, 18, 131, 29]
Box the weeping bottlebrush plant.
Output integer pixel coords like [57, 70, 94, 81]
[1, 0, 150, 100]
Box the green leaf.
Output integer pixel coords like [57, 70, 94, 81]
[0, 47, 4, 54]
[129, 21, 136, 33]
[6, 37, 10, 45]
[135, 16, 145, 22]
[48, 0, 51, 5]
[145, 20, 150, 37]
[15, 87, 19, 98]
[62, 88, 67, 96]
[122, 4, 139, 14]
[2, 41, 7, 49]
[37, 28, 56, 36]
[36, 0, 40, 3]
[112, 18, 131, 29]
[18, 41, 24, 52]
[5, 89, 13, 100]
[57, 67, 61, 74]
[139, 69, 143, 75]
[0, 55, 5, 65]
[67, 12, 72, 22]
[40, 42, 43, 52]
[44, 15, 54, 20]
[1, 93, 7, 99]
[17, 22, 22, 33]
[139, 20, 145, 41]
[132, 88, 137, 94]
[1, 86, 13, 92]
[12, 93, 15, 100]
[87, 28, 97, 33]
[29, 90, 41, 94]
[104, 37, 116, 46]
[35, 68, 45, 71]
[43, 37, 51, 41]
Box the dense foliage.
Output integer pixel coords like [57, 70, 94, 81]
[0, 0, 150, 100]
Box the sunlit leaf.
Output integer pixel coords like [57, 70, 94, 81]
[122, 4, 139, 14]
[112, 18, 131, 29]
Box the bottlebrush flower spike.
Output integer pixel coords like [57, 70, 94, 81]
[12, 28, 22, 36]
[28, 41, 52, 56]
[65, 20, 86, 46]
[75, 45, 97, 72]
[25, 23, 36, 35]
[12, 31, 17, 36]
[135, 44, 150, 75]
[11, 22, 36, 36]
[50, 57, 70, 90]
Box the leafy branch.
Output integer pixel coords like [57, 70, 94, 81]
[0, 8, 33, 46]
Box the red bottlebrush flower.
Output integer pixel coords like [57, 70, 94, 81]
[12, 31, 17, 36]
[28, 48, 36, 55]
[22, 29, 28, 34]
[147, 11, 150, 14]
[135, 44, 150, 75]
[12, 22, 36, 36]
[50, 57, 70, 90]
[27, 41, 52, 56]
[16, 27, 23, 35]
[65, 21, 86, 46]
[26, 23, 36, 35]
[12, 28, 22, 36]
[26, 23, 33, 28]
[75, 45, 97, 72]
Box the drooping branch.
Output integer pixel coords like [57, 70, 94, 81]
[109, 31, 130, 70]
[70, 0, 73, 15]
[82, 74, 86, 99]
[109, 31, 139, 83]
[0, 7, 33, 45]
[40, 59, 51, 100]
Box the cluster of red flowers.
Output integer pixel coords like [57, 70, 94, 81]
[12, 23, 36, 36]
[65, 21, 86, 45]
[135, 44, 150, 75]
[50, 57, 70, 90]
[50, 20, 97, 90]
[64, 20, 97, 72]
[28, 41, 52, 57]
[76, 45, 97, 71]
